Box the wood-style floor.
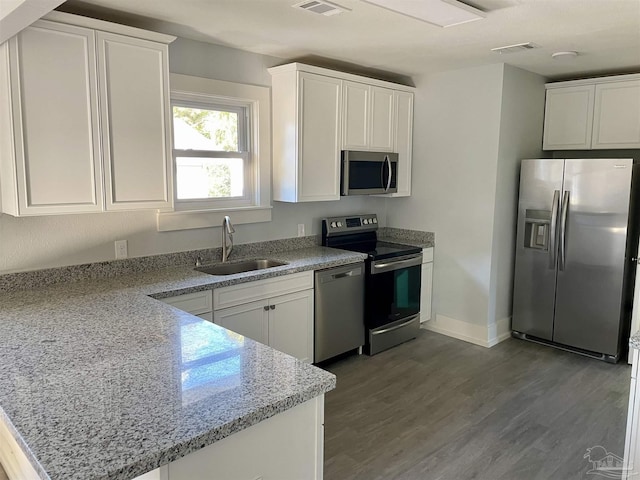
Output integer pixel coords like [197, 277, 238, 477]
[323, 329, 630, 480]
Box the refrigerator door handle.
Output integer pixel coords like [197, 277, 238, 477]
[559, 190, 570, 271]
[549, 190, 560, 269]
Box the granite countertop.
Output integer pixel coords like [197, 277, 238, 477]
[0, 246, 366, 480]
[377, 227, 435, 249]
[630, 331, 640, 350]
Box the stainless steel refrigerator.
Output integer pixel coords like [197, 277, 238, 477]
[512, 158, 638, 362]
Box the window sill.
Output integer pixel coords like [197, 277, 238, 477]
[156, 206, 272, 232]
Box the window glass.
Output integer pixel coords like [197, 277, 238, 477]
[172, 106, 239, 152]
[172, 103, 249, 203]
[175, 157, 244, 199]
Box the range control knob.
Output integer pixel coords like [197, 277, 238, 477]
[330, 222, 337, 228]
[372, 218, 377, 224]
[337, 221, 343, 227]
[363, 219, 369, 225]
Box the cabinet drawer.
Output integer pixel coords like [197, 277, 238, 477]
[422, 247, 434, 263]
[161, 290, 212, 315]
[214, 271, 314, 310]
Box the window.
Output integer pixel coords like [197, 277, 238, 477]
[157, 74, 272, 232]
[172, 96, 253, 208]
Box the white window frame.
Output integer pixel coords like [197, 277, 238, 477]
[172, 93, 253, 209]
[157, 74, 272, 232]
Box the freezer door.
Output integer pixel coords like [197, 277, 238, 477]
[513, 159, 565, 340]
[553, 158, 633, 355]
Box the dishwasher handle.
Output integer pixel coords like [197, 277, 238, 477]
[317, 264, 363, 284]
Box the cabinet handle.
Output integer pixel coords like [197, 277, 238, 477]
[263, 306, 269, 311]
[270, 305, 276, 310]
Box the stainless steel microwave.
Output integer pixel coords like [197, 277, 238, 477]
[341, 151, 398, 196]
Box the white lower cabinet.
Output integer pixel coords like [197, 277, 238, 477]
[159, 290, 213, 321]
[420, 247, 434, 323]
[134, 395, 324, 480]
[214, 299, 269, 345]
[624, 348, 640, 479]
[214, 271, 315, 363]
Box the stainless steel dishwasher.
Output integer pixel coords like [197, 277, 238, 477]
[314, 262, 365, 363]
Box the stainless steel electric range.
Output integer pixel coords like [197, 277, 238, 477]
[322, 214, 422, 355]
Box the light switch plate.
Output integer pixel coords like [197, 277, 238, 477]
[297, 223, 305, 237]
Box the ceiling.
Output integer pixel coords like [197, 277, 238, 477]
[60, 0, 640, 81]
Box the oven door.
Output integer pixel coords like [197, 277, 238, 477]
[366, 253, 422, 329]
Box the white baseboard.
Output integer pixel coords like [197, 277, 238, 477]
[424, 314, 511, 348]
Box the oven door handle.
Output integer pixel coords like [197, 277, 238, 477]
[371, 316, 418, 335]
[371, 254, 423, 274]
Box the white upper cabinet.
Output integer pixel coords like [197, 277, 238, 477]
[369, 86, 395, 151]
[0, 21, 103, 215]
[342, 81, 369, 150]
[97, 33, 172, 210]
[342, 82, 394, 152]
[543, 74, 640, 151]
[0, 12, 175, 216]
[269, 63, 414, 203]
[592, 79, 640, 149]
[391, 90, 413, 197]
[543, 85, 594, 150]
[271, 68, 342, 202]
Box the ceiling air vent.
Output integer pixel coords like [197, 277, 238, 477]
[491, 42, 539, 55]
[293, 0, 349, 16]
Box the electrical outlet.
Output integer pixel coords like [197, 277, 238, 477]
[115, 240, 128, 259]
[297, 223, 305, 237]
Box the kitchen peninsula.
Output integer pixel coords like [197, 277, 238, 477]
[0, 246, 365, 480]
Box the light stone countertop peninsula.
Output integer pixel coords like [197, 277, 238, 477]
[630, 331, 640, 350]
[0, 246, 367, 480]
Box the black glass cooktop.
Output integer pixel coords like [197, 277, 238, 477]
[332, 240, 421, 260]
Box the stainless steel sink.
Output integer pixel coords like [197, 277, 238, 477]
[195, 259, 288, 276]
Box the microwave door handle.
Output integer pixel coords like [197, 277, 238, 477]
[385, 155, 392, 192]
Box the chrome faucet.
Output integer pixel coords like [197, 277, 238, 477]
[222, 215, 235, 263]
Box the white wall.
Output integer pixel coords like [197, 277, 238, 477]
[387, 64, 505, 328]
[386, 63, 545, 346]
[488, 65, 546, 328]
[0, 38, 386, 274]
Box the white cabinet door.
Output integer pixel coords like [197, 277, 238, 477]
[297, 72, 342, 202]
[6, 21, 103, 215]
[369, 86, 394, 151]
[592, 80, 640, 149]
[342, 81, 369, 150]
[214, 300, 269, 346]
[268, 290, 314, 363]
[343, 83, 394, 152]
[543, 85, 595, 150]
[97, 32, 172, 210]
[391, 90, 413, 197]
[197, 312, 213, 322]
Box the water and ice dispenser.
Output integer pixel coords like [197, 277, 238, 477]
[524, 209, 551, 250]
